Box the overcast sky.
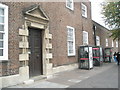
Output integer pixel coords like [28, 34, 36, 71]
[90, 0, 109, 29]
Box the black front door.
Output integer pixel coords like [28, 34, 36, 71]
[28, 27, 43, 77]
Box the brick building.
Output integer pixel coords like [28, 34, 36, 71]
[0, 1, 118, 88]
[93, 21, 119, 53]
[0, 1, 95, 87]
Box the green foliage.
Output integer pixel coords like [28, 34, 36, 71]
[110, 29, 120, 40]
[102, 2, 120, 40]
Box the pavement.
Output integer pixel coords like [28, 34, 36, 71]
[6, 62, 118, 88]
[69, 63, 118, 88]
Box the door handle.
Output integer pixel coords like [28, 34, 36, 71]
[28, 51, 31, 54]
[28, 48, 31, 54]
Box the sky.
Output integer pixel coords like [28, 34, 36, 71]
[90, 0, 120, 29]
[90, 0, 108, 28]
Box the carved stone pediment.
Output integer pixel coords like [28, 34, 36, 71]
[23, 5, 49, 21]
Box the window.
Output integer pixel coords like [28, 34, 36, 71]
[67, 26, 75, 56]
[96, 36, 100, 46]
[0, 3, 8, 60]
[106, 39, 108, 47]
[66, 0, 74, 10]
[83, 31, 88, 45]
[81, 3, 87, 18]
[112, 40, 114, 47]
[116, 40, 118, 47]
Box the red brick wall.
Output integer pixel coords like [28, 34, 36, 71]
[0, 2, 94, 76]
[93, 21, 118, 53]
[41, 2, 94, 66]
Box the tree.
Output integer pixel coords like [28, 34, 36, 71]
[102, 2, 120, 40]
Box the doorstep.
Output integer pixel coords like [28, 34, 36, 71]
[30, 75, 47, 82]
[23, 75, 47, 85]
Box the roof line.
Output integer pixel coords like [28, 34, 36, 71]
[92, 20, 110, 31]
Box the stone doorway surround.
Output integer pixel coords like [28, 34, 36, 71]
[19, 5, 53, 79]
[0, 5, 78, 88]
[0, 5, 53, 88]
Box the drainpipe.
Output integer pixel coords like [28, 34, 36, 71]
[93, 25, 96, 46]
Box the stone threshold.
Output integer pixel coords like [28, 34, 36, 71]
[30, 75, 47, 82]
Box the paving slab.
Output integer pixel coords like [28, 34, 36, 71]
[6, 63, 117, 88]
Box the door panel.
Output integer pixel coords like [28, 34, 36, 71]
[89, 47, 93, 68]
[29, 28, 43, 77]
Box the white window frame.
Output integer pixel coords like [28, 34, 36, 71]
[83, 31, 88, 45]
[106, 38, 108, 47]
[116, 40, 118, 47]
[96, 36, 100, 46]
[67, 26, 75, 56]
[112, 40, 114, 47]
[81, 3, 87, 18]
[0, 3, 8, 60]
[66, 0, 74, 11]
